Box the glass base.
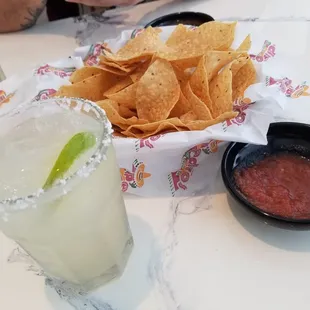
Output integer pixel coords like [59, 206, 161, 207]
[46, 236, 134, 293]
[8, 237, 134, 309]
[82, 236, 134, 292]
[8, 235, 134, 294]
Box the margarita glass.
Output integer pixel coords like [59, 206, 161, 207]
[0, 98, 133, 291]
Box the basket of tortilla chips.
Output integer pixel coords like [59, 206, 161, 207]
[0, 22, 286, 196]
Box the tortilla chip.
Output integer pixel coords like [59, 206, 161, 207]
[161, 21, 237, 63]
[136, 59, 180, 122]
[122, 118, 187, 138]
[186, 111, 238, 131]
[113, 130, 126, 138]
[196, 21, 237, 51]
[169, 90, 192, 118]
[117, 27, 162, 54]
[99, 59, 136, 73]
[103, 27, 171, 63]
[189, 55, 213, 110]
[104, 77, 133, 96]
[170, 56, 201, 71]
[232, 59, 256, 101]
[119, 106, 137, 118]
[69, 67, 124, 93]
[237, 35, 252, 51]
[130, 60, 151, 82]
[164, 22, 237, 64]
[183, 82, 212, 121]
[56, 74, 108, 102]
[106, 83, 137, 110]
[172, 65, 191, 88]
[209, 64, 233, 117]
[109, 100, 120, 112]
[123, 111, 237, 136]
[157, 49, 199, 69]
[70, 66, 106, 84]
[180, 111, 198, 123]
[166, 24, 190, 47]
[230, 56, 249, 76]
[98, 64, 130, 76]
[102, 54, 152, 66]
[97, 99, 147, 127]
[205, 51, 245, 81]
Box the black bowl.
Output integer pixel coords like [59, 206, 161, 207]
[221, 122, 310, 229]
[144, 12, 214, 28]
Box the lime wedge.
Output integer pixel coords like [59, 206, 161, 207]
[43, 132, 96, 190]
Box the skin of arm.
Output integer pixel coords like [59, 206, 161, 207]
[0, 0, 47, 33]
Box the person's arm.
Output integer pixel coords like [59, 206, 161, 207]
[0, 0, 47, 33]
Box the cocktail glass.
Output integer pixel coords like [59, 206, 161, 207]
[0, 97, 133, 291]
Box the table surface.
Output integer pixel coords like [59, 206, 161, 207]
[2, 1, 310, 309]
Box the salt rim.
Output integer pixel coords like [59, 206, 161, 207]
[0, 97, 113, 219]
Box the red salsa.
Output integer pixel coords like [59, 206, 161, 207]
[234, 153, 310, 220]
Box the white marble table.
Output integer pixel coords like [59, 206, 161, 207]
[2, 1, 310, 309]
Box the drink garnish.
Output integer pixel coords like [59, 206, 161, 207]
[43, 132, 96, 190]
